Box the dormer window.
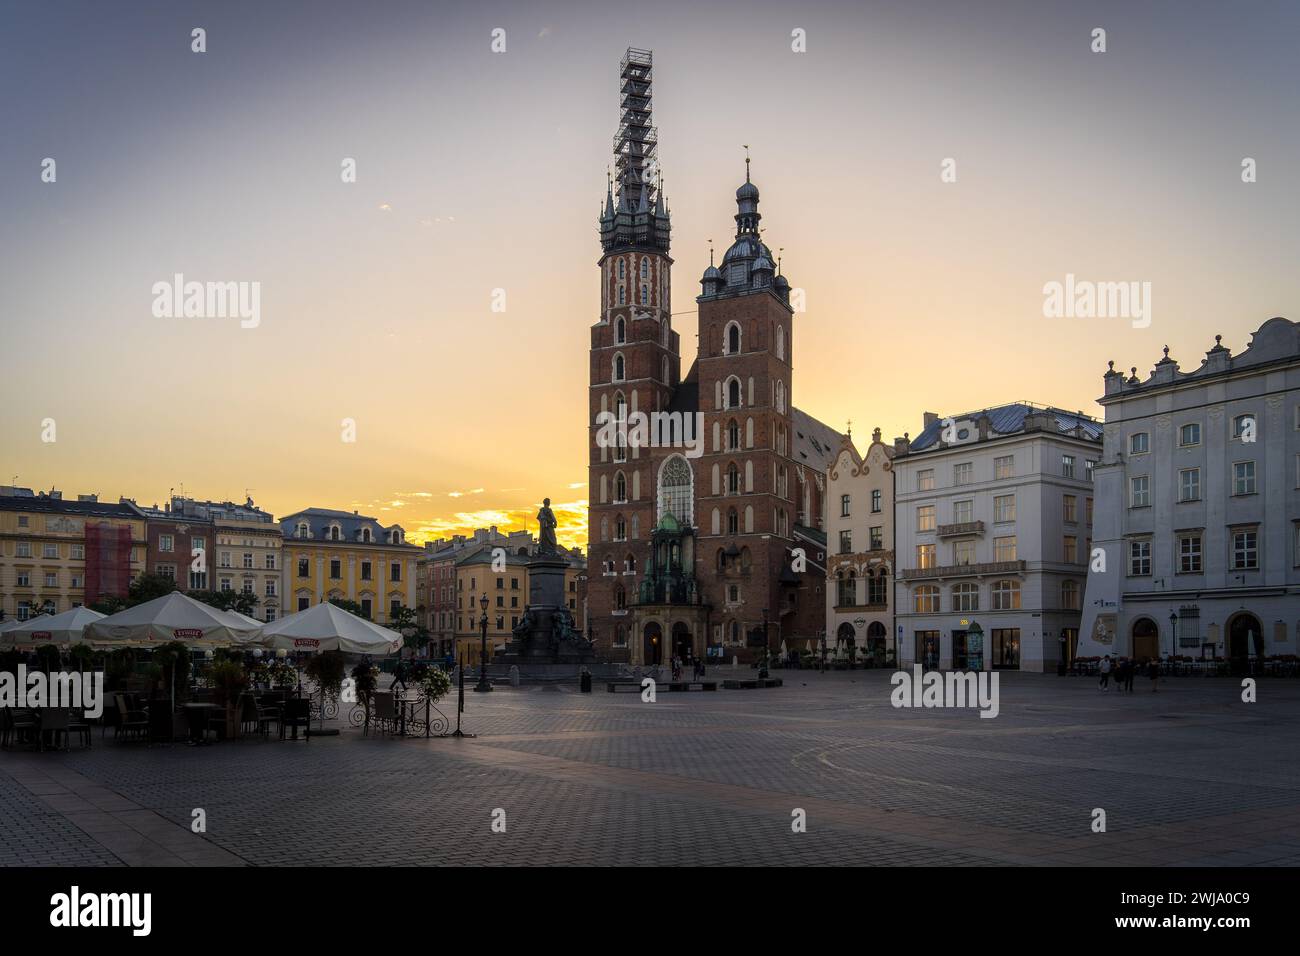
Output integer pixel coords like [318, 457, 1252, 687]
[361, 528, 372, 543]
[296, 522, 308, 539]
[328, 525, 340, 541]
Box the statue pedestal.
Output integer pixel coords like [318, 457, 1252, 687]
[489, 555, 595, 678]
[527, 558, 569, 611]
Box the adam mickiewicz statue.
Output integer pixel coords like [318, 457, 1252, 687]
[537, 498, 558, 554]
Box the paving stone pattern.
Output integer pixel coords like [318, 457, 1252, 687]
[2, 672, 1298, 866]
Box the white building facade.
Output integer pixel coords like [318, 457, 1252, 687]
[825, 428, 896, 665]
[893, 405, 1100, 673]
[1077, 318, 1300, 666]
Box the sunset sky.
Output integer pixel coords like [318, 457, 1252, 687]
[3, 0, 1298, 549]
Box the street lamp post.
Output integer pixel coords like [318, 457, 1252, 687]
[474, 594, 493, 693]
[1169, 611, 1177, 661]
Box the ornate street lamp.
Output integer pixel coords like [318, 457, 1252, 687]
[474, 593, 493, 693]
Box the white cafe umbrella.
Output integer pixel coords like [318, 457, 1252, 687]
[83, 592, 263, 648]
[255, 602, 402, 656]
[1, 606, 106, 646]
[0, 617, 28, 635]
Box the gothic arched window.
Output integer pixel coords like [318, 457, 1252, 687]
[641, 257, 649, 279]
[726, 377, 741, 409]
[615, 317, 625, 344]
[658, 454, 694, 526]
[615, 471, 627, 502]
[726, 322, 741, 354]
[613, 353, 625, 382]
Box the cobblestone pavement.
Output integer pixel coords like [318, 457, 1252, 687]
[2, 671, 1298, 866]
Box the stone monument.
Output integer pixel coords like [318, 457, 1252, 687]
[489, 497, 598, 680]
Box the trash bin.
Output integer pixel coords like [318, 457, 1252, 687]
[579, 670, 592, 693]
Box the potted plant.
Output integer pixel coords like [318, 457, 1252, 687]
[303, 651, 345, 735]
[68, 644, 94, 674]
[35, 643, 61, 674]
[208, 659, 249, 739]
[419, 664, 452, 704]
[271, 659, 297, 690]
[351, 661, 379, 725]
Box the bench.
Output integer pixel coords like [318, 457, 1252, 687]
[606, 681, 642, 693]
[665, 681, 718, 692]
[722, 678, 784, 690]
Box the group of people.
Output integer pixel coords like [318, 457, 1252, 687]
[1097, 654, 1161, 692]
[669, 655, 706, 681]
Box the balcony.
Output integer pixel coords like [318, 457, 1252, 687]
[936, 521, 985, 538]
[902, 559, 1025, 581]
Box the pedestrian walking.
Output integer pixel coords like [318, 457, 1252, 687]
[1098, 654, 1112, 691]
[1123, 658, 1135, 693]
[1148, 657, 1160, 692]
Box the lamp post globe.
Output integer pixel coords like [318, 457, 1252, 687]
[474, 593, 493, 692]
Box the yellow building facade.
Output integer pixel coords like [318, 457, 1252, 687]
[0, 490, 146, 620]
[281, 508, 419, 626]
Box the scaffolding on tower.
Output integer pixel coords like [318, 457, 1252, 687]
[614, 48, 658, 208]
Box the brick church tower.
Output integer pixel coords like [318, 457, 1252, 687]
[587, 49, 680, 657]
[586, 50, 838, 666]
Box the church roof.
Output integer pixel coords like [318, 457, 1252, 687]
[791, 408, 844, 469]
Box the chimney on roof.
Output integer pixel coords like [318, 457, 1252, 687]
[922, 412, 939, 429]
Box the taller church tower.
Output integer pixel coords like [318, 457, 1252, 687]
[587, 48, 679, 656]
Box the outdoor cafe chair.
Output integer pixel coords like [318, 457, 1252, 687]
[240, 694, 277, 738]
[1, 708, 38, 750]
[67, 708, 92, 749]
[114, 695, 149, 741]
[372, 691, 397, 736]
[40, 708, 71, 752]
[279, 698, 311, 741]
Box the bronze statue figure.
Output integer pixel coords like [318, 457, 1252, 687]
[537, 497, 559, 555]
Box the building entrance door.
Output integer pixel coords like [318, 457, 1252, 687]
[643, 622, 663, 666]
[672, 622, 692, 663]
[952, 630, 968, 669]
[1131, 617, 1159, 662]
[1228, 613, 1262, 674]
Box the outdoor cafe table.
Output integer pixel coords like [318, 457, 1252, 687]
[393, 691, 427, 737]
[182, 702, 221, 744]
